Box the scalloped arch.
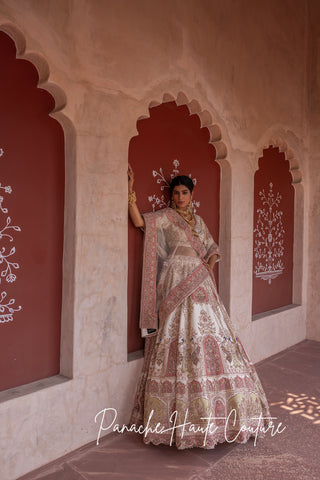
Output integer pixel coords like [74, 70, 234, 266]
[0, 21, 67, 112]
[0, 21, 76, 379]
[129, 92, 232, 344]
[255, 132, 302, 185]
[253, 129, 304, 311]
[140, 91, 228, 161]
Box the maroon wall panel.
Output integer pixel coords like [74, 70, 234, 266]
[252, 146, 294, 316]
[0, 32, 65, 390]
[128, 101, 220, 353]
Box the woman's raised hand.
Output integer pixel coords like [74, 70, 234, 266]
[127, 163, 145, 228]
[128, 163, 134, 193]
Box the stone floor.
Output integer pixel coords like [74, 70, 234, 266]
[19, 340, 320, 480]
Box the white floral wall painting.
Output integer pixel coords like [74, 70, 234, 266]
[148, 159, 200, 212]
[0, 147, 22, 323]
[253, 182, 285, 285]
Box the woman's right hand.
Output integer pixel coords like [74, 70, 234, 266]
[128, 163, 134, 193]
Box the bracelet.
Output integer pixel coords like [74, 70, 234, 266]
[128, 191, 137, 206]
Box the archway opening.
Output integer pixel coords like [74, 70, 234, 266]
[252, 145, 295, 316]
[0, 31, 65, 390]
[128, 99, 220, 353]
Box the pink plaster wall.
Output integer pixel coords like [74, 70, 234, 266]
[306, 0, 320, 341]
[0, 1, 318, 479]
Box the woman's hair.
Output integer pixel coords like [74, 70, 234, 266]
[169, 175, 194, 196]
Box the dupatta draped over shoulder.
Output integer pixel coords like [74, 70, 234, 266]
[139, 207, 220, 335]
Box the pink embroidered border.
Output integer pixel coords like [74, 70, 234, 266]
[159, 263, 209, 321]
[139, 211, 159, 329]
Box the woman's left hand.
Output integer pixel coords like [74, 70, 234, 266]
[207, 254, 219, 272]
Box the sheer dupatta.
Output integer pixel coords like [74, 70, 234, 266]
[139, 207, 220, 337]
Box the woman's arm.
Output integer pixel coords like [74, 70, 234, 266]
[207, 253, 219, 272]
[128, 164, 145, 229]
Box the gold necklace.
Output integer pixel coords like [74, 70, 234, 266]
[173, 206, 198, 236]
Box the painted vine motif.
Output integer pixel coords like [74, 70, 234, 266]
[148, 159, 200, 212]
[253, 182, 285, 284]
[0, 147, 22, 323]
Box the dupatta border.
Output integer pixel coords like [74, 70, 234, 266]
[139, 211, 159, 330]
[159, 263, 209, 322]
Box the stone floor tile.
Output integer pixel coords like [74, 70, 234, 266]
[19, 464, 87, 480]
[83, 473, 153, 479]
[255, 361, 319, 399]
[183, 439, 235, 466]
[290, 339, 320, 356]
[69, 446, 211, 478]
[267, 350, 320, 378]
[203, 451, 319, 480]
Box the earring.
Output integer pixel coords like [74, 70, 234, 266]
[188, 199, 193, 215]
[171, 198, 177, 210]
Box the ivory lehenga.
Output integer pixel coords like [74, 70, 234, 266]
[130, 207, 270, 449]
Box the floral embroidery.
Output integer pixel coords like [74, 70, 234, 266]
[215, 399, 226, 426]
[188, 380, 202, 394]
[198, 309, 216, 335]
[218, 377, 231, 391]
[191, 286, 209, 303]
[149, 380, 159, 394]
[166, 339, 178, 376]
[245, 375, 253, 389]
[191, 344, 201, 366]
[176, 381, 186, 395]
[161, 380, 173, 394]
[203, 335, 224, 375]
[235, 376, 244, 388]
[155, 349, 165, 367]
[206, 379, 215, 392]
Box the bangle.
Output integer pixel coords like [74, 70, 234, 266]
[128, 191, 137, 206]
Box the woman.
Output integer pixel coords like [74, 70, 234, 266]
[128, 164, 270, 449]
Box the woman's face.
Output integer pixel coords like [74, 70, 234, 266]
[172, 184, 192, 210]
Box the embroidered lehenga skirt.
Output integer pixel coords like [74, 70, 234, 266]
[131, 208, 270, 449]
[130, 253, 270, 449]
